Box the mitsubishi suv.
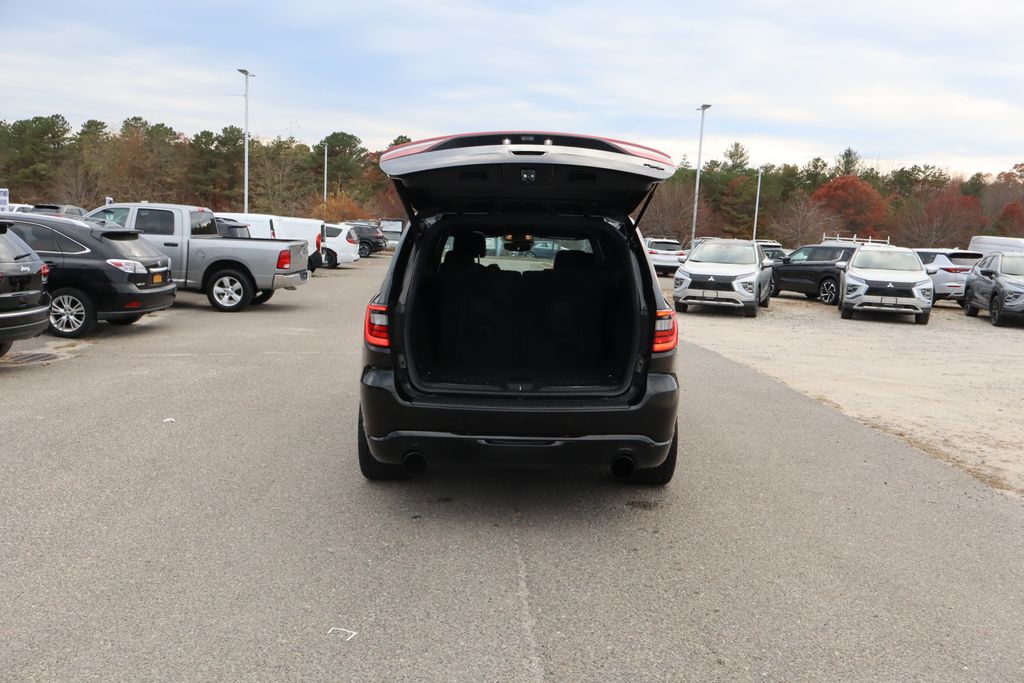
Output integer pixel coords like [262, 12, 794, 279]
[672, 238, 773, 317]
[358, 132, 680, 485]
[963, 252, 1024, 326]
[838, 245, 936, 324]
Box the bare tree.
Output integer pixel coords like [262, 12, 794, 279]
[639, 179, 695, 242]
[768, 193, 841, 246]
[896, 189, 986, 247]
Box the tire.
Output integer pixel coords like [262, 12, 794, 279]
[769, 274, 780, 297]
[840, 304, 854, 319]
[108, 315, 143, 326]
[358, 241, 372, 258]
[744, 302, 758, 318]
[674, 301, 688, 313]
[630, 426, 678, 486]
[251, 290, 275, 305]
[358, 410, 407, 481]
[0, 341, 12, 358]
[758, 286, 769, 308]
[48, 287, 97, 338]
[990, 296, 1005, 327]
[206, 269, 254, 312]
[818, 277, 839, 305]
[915, 311, 930, 325]
[963, 289, 979, 317]
[324, 249, 339, 269]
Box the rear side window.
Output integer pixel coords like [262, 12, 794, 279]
[190, 211, 217, 236]
[136, 208, 175, 235]
[325, 226, 343, 238]
[0, 230, 34, 261]
[788, 247, 811, 262]
[11, 223, 60, 253]
[808, 247, 839, 261]
[916, 252, 939, 264]
[104, 232, 162, 259]
[92, 207, 130, 227]
[54, 231, 89, 253]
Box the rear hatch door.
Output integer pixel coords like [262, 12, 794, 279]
[380, 132, 675, 220]
[0, 227, 46, 313]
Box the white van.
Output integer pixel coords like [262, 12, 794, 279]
[968, 235, 1024, 256]
[216, 213, 325, 271]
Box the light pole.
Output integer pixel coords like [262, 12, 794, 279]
[237, 68, 255, 213]
[690, 104, 711, 249]
[323, 142, 328, 202]
[752, 167, 763, 240]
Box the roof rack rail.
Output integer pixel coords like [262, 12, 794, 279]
[821, 233, 890, 245]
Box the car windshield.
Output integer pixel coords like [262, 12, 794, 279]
[0, 231, 34, 261]
[688, 242, 756, 265]
[851, 250, 922, 271]
[1003, 255, 1024, 276]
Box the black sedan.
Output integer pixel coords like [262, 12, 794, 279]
[0, 222, 51, 357]
[7, 214, 176, 338]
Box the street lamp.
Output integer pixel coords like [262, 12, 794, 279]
[237, 68, 255, 213]
[690, 104, 711, 248]
[752, 167, 763, 240]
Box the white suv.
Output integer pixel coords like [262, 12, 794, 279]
[644, 237, 685, 275]
[838, 245, 937, 324]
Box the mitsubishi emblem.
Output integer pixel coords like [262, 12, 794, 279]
[887, 282, 894, 288]
[708, 276, 716, 282]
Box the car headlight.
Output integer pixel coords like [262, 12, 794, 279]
[1006, 288, 1023, 303]
[732, 272, 756, 294]
[674, 269, 691, 288]
[845, 276, 866, 296]
[916, 280, 933, 300]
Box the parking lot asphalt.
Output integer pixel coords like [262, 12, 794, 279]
[2, 256, 1023, 680]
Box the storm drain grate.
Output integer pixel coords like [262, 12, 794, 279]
[5, 352, 59, 365]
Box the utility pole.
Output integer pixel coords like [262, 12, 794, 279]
[690, 104, 711, 248]
[237, 69, 255, 213]
[323, 142, 328, 202]
[752, 167, 763, 240]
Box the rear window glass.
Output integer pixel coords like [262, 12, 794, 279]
[915, 252, 939, 264]
[441, 233, 593, 272]
[649, 241, 681, 251]
[104, 232, 162, 258]
[0, 230, 34, 261]
[949, 251, 983, 265]
[190, 211, 217, 236]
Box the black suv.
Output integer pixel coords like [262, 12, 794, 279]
[771, 243, 856, 304]
[8, 215, 176, 338]
[358, 132, 680, 485]
[0, 222, 51, 358]
[350, 222, 387, 257]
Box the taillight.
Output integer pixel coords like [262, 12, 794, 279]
[40, 263, 50, 283]
[106, 259, 147, 274]
[676, 251, 685, 255]
[316, 233, 322, 249]
[276, 249, 291, 270]
[648, 249, 657, 254]
[941, 267, 970, 273]
[652, 308, 678, 353]
[347, 233, 358, 244]
[364, 304, 390, 348]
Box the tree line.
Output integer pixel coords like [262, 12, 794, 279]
[2, 114, 1024, 246]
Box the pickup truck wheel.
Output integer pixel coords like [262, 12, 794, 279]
[49, 288, 97, 338]
[251, 290, 275, 305]
[207, 269, 253, 312]
[0, 341, 12, 358]
[108, 315, 143, 326]
[629, 426, 677, 486]
[358, 241, 372, 258]
[358, 410, 408, 481]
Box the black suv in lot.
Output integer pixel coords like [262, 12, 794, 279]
[350, 222, 388, 258]
[358, 132, 680, 485]
[7, 215, 176, 338]
[771, 243, 856, 304]
[0, 222, 50, 358]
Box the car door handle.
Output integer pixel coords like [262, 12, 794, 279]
[164, 242, 178, 247]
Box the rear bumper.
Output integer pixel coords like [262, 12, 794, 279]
[272, 270, 310, 290]
[97, 283, 176, 318]
[0, 301, 50, 341]
[360, 369, 679, 469]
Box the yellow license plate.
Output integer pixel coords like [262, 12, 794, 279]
[153, 274, 164, 284]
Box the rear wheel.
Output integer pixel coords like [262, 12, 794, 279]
[818, 277, 839, 305]
[108, 315, 143, 326]
[915, 311, 930, 325]
[990, 296, 1005, 326]
[744, 302, 758, 318]
[251, 290, 275, 305]
[358, 241, 372, 258]
[964, 289, 979, 317]
[206, 269, 253, 312]
[630, 427, 678, 486]
[324, 249, 339, 269]
[0, 341, 12, 358]
[769, 274, 780, 297]
[49, 288, 97, 338]
[358, 410, 408, 481]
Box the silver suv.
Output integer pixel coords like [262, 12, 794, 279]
[838, 245, 936, 324]
[673, 238, 773, 317]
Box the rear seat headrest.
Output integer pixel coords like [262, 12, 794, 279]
[452, 231, 486, 258]
[554, 250, 596, 270]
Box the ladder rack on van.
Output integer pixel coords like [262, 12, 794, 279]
[821, 233, 890, 246]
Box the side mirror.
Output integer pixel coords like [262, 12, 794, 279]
[981, 268, 995, 277]
[835, 261, 848, 271]
[925, 265, 938, 275]
[781, 256, 791, 264]
[761, 257, 774, 268]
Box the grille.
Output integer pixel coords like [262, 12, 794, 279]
[865, 286, 915, 298]
[688, 279, 734, 291]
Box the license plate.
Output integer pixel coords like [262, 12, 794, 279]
[882, 296, 897, 305]
[153, 274, 164, 284]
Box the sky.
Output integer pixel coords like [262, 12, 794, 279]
[4, 0, 1023, 175]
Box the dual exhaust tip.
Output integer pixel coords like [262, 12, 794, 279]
[402, 451, 638, 480]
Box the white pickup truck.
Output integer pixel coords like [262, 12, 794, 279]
[87, 203, 310, 311]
